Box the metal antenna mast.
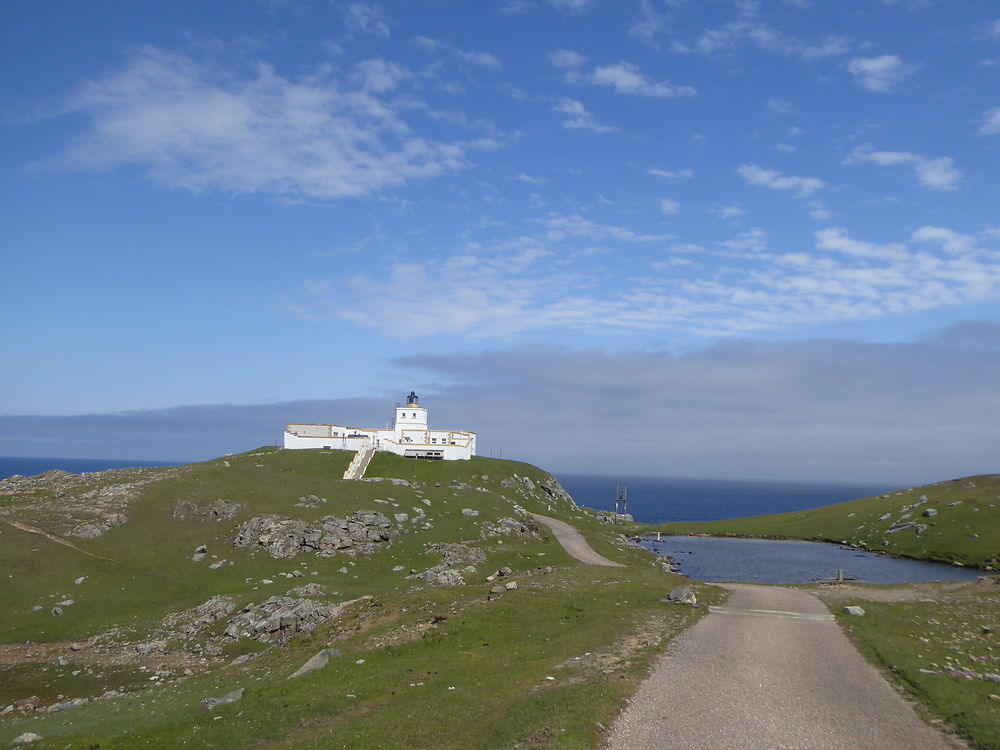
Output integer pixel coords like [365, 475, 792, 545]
[615, 483, 628, 517]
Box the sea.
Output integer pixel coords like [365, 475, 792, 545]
[555, 473, 895, 524]
[0, 457, 893, 524]
[0, 456, 185, 480]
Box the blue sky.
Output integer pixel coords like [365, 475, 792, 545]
[3, 0, 1000, 483]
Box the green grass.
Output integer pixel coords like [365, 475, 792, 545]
[655, 474, 1000, 568]
[0, 447, 718, 748]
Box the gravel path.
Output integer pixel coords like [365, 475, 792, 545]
[607, 583, 963, 750]
[530, 513, 623, 567]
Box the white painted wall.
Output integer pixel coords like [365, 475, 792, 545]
[284, 401, 475, 460]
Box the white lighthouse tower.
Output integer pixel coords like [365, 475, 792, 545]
[394, 390, 428, 443]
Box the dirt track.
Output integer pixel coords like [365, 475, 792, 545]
[530, 513, 623, 567]
[607, 583, 963, 749]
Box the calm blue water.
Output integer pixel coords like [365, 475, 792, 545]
[0, 456, 183, 480]
[641, 536, 982, 584]
[556, 473, 893, 524]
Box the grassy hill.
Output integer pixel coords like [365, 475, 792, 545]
[0, 448, 716, 748]
[654, 474, 1000, 569]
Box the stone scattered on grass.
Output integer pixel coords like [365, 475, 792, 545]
[666, 586, 697, 606]
[12, 732, 43, 745]
[843, 606, 866, 616]
[288, 648, 342, 679]
[199, 687, 244, 712]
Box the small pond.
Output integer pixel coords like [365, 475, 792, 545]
[641, 536, 984, 585]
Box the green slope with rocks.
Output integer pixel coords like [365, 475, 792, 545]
[0, 448, 715, 749]
[655, 474, 1000, 569]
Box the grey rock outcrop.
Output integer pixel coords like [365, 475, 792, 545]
[173, 499, 243, 521]
[224, 596, 343, 643]
[161, 595, 236, 637]
[480, 517, 540, 540]
[68, 513, 127, 539]
[233, 510, 399, 559]
[417, 567, 466, 586]
[426, 542, 487, 566]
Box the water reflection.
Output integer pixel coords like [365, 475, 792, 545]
[641, 536, 982, 585]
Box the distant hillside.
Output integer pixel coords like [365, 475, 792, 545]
[656, 474, 1000, 569]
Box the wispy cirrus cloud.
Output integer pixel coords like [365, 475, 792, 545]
[846, 144, 962, 190]
[287, 215, 1000, 340]
[338, 2, 391, 37]
[42, 46, 503, 201]
[669, 3, 851, 62]
[737, 164, 824, 197]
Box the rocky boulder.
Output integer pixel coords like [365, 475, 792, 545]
[480, 517, 540, 540]
[232, 510, 399, 559]
[224, 596, 342, 643]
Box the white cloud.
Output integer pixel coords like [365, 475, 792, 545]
[350, 58, 410, 92]
[289, 212, 1000, 345]
[547, 0, 598, 11]
[847, 55, 915, 92]
[553, 98, 616, 133]
[549, 49, 587, 68]
[514, 173, 547, 184]
[339, 2, 391, 37]
[660, 198, 680, 215]
[630, 0, 669, 45]
[410, 35, 443, 52]
[709, 204, 745, 220]
[737, 164, 824, 197]
[589, 61, 696, 98]
[979, 107, 1000, 135]
[671, 16, 850, 61]
[647, 167, 693, 179]
[48, 46, 502, 201]
[846, 145, 962, 190]
[910, 226, 977, 255]
[455, 50, 503, 70]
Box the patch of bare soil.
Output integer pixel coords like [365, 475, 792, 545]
[809, 579, 992, 604]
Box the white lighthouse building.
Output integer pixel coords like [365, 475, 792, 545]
[283, 391, 476, 460]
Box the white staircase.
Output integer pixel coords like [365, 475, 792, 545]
[343, 440, 376, 480]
